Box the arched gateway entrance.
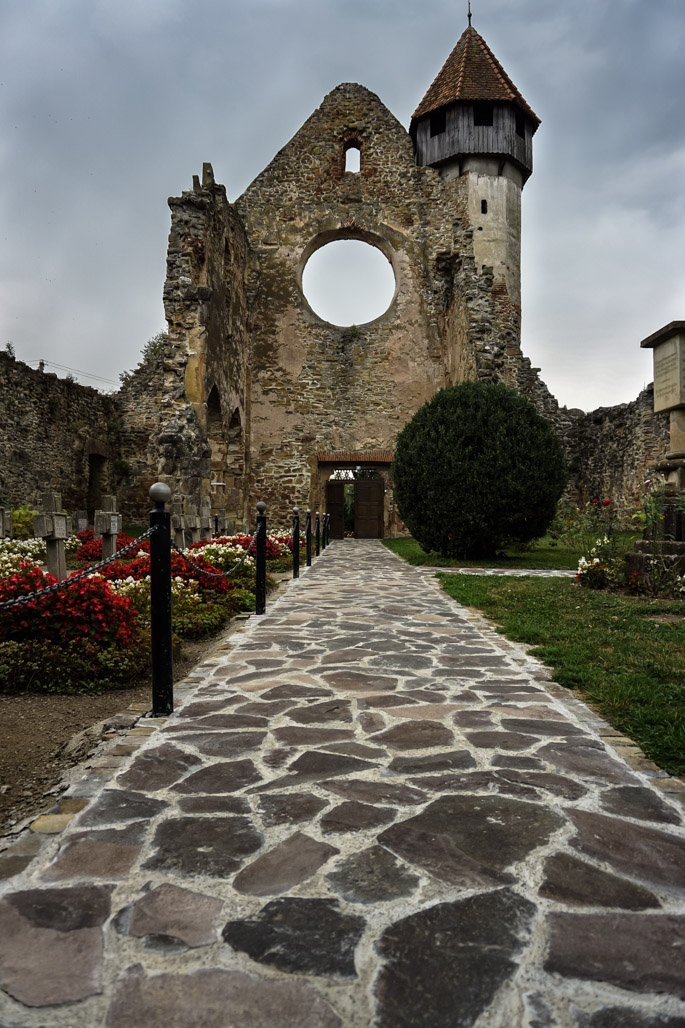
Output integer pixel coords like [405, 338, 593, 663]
[317, 450, 392, 540]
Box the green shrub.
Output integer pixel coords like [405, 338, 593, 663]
[11, 504, 39, 540]
[392, 381, 567, 559]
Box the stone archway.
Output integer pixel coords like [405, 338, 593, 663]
[318, 450, 392, 539]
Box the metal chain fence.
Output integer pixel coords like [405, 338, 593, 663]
[171, 526, 260, 580]
[0, 527, 156, 612]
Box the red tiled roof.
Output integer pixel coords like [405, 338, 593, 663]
[412, 25, 540, 126]
[316, 450, 393, 464]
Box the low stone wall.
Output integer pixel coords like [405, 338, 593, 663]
[0, 352, 122, 516]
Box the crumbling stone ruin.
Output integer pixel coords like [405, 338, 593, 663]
[0, 23, 670, 530]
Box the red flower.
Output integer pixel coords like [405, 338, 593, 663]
[602, 499, 610, 506]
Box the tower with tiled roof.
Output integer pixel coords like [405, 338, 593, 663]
[411, 18, 540, 305]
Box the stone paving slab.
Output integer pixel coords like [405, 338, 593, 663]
[0, 540, 684, 1027]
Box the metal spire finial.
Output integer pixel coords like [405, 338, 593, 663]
[468, 0, 472, 26]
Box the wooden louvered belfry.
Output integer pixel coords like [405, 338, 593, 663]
[410, 21, 540, 185]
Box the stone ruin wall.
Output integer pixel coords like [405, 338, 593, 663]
[0, 83, 673, 532]
[0, 351, 121, 517]
[117, 164, 251, 527]
[565, 386, 670, 516]
[233, 83, 525, 528]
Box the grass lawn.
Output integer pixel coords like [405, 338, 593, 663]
[438, 574, 685, 776]
[383, 532, 638, 571]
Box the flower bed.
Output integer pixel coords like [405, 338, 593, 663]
[0, 528, 299, 693]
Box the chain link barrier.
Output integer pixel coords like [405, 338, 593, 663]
[171, 524, 261, 580]
[0, 527, 157, 612]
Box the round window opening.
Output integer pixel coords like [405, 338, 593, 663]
[302, 239, 396, 326]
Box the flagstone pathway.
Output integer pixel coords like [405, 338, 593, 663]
[1, 540, 684, 1027]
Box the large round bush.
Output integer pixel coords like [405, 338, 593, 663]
[392, 381, 567, 558]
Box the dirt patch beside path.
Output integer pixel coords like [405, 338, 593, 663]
[0, 635, 226, 835]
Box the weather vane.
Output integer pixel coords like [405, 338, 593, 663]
[468, 1, 472, 27]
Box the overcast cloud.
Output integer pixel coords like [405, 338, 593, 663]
[0, 0, 683, 411]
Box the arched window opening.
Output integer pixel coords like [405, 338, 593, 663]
[345, 146, 361, 173]
[207, 386, 223, 438]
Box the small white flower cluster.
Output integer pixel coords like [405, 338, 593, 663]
[676, 575, 685, 595]
[106, 574, 202, 603]
[0, 537, 47, 561]
[65, 535, 83, 555]
[578, 536, 613, 575]
[0, 551, 40, 577]
[190, 542, 255, 570]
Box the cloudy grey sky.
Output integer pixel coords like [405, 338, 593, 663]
[0, 0, 683, 411]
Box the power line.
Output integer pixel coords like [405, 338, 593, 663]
[24, 359, 118, 386]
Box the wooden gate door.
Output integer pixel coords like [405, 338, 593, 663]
[354, 479, 384, 538]
[326, 480, 345, 540]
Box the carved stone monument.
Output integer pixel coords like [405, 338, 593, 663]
[628, 323, 685, 583]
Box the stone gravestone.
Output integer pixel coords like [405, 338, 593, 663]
[200, 498, 212, 541]
[171, 498, 186, 550]
[73, 510, 88, 534]
[0, 508, 10, 540]
[94, 495, 122, 560]
[183, 501, 201, 546]
[33, 491, 68, 580]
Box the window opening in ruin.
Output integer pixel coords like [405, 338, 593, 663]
[430, 109, 446, 137]
[302, 240, 395, 326]
[345, 146, 361, 173]
[473, 101, 494, 126]
[481, 199, 488, 214]
[226, 408, 243, 471]
[515, 111, 525, 138]
[207, 386, 223, 439]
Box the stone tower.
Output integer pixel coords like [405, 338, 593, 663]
[410, 20, 540, 306]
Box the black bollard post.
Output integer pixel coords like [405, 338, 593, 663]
[255, 501, 267, 615]
[306, 509, 312, 567]
[292, 507, 300, 579]
[326, 512, 331, 546]
[149, 483, 173, 716]
[315, 512, 321, 556]
[321, 512, 327, 551]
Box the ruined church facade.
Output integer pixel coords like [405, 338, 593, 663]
[117, 24, 567, 534]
